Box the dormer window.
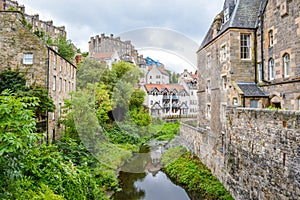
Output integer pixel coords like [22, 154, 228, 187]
[223, 8, 229, 23]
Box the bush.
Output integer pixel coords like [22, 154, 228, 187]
[162, 150, 234, 200]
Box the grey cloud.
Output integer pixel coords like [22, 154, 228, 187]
[18, 0, 223, 51]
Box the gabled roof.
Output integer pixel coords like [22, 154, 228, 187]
[199, 0, 262, 50]
[144, 84, 184, 93]
[236, 82, 268, 97]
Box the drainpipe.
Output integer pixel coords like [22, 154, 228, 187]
[46, 46, 50, 144]
[254, 30, 258, 84]
[259, 2, 271, 84]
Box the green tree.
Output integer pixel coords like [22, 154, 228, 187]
[0, 91, 39, 156]
[55, 36, 75, 62]
[0, 70, 26, 92]
[76, 58, 107, 89]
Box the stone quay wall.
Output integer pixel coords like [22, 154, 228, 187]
[180, 108, 300, 200]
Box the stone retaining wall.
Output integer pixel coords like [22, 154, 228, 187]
[180, 108, 300, 200]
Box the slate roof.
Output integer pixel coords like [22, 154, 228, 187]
[236, 82, 269, 97]
[199, 0, 262, 50]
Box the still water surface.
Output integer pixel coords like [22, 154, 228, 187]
[112, 142, 191, 200]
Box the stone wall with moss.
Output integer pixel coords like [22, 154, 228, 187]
[180, 108, 300, 199]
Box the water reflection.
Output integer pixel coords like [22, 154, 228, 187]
[112, 143, 191, 200]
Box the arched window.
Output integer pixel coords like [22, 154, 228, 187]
[283, 53, 290, 78]
[269, 59, 274, 80]
[268, 30, 274, 47]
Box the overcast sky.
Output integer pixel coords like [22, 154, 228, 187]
[17, 0, 224, 72]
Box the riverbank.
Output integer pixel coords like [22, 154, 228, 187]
[161, 146, 234, 200]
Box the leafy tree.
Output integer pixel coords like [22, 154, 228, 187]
[129, 89, 146, 111]
[76, 58, 107, 89]
[55, 36, 75, 62]
[17, 86, 55, 121]
[0, 70, 26, 92]
[0, 91, 40, 156]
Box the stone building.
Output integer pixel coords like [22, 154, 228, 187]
[196, 0, 300, 197]
[88, 33, 138, 64]
[0, 0, 66, 40]
[142, 84, 189, 117]
[178, 69, 198, 116]
[197, 0, 264, 133]
[0, 10, 76, 142]
[256, 0, 300, 110]
[197, 0, 300, 131]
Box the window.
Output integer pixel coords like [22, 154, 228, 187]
[59, 78, 62, 92]
[258, 63, 262, 82]
[23, 53, 33, 65]
[52, 76, 56, 91]
[150, 100, 153, 105]
[207, 54, 211, 68]
[221, 45, 226, 61]
[64, 80, 66, 92]
[222, 75, 227, 89]
[69, 81, 71, 92]
[240, 34, 251, 60]
[156, 75, 161, 79]
[233, 98, 238, 106]
[268, 30, 274, 47]
[269, 58, 274, 80]
[207, 80, 211, 93]
[298, 98, 300, 110]
[60, 60, 63, 71]
[223, 8, 229, 23]
[250, 100, 259, 108]
[53, 55, 57, 70]
[149, 76, 152, 79]
[207, 105, 211, 119]
[283, 53, 290, 78]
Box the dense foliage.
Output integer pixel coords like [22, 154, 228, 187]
[162, 148, 234, 200]
[0, 93, 113, 199]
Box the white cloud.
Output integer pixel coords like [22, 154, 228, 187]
[18, 0, 224, 53]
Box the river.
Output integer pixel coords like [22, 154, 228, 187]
[112, 140, 200, 200]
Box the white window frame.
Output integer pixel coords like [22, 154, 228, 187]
[23, 53, 33, 65]
[206, 104, 211, 119]
[258, 63, 262, 82]
[269, 59, 275, 80]
[59, 78, 62, 92]
[283, 53, 290, 78]
[240, 34, 252, 60]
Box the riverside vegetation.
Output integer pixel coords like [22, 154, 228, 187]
[0, 60, 180, 199]
[161, 146, 234, 200]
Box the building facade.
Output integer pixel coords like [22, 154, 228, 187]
[143, 84, 189, 117]
[257, 0, 300, 110]
[0, 10, 76, 141]
[0, 0, 66, 40]
[178, 69, 198, 116]
[88, 33, 138, 64]
[197, 0, 300, 133]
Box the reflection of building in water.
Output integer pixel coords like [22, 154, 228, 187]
[145, 146, 163, 175]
